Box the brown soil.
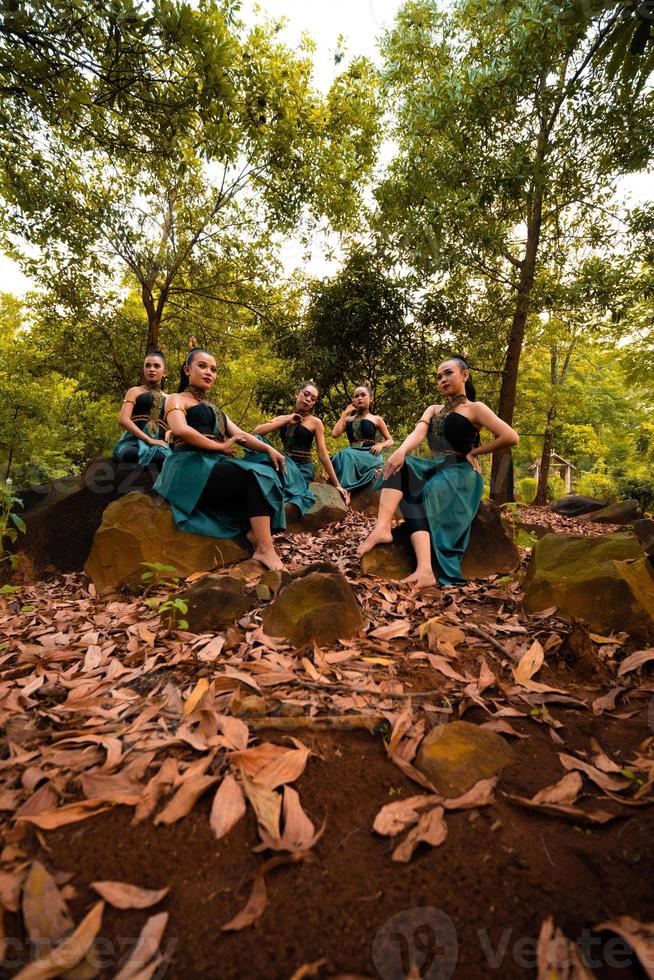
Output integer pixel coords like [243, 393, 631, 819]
[4, 709, 653, 980]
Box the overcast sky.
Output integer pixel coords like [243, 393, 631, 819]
[1, 0, 651, 295]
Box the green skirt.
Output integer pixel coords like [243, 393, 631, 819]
[376, 454, 483, 586]
[332, 446, 382, 491]
[154, 450, 286, 539]
[112, 431, 171, 468]
[244, 443, 315, 515]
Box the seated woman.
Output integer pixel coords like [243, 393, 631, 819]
[253, 382, 350, 504]
[358, 357, 519, 588]
[331, 385, 394, 491]
[113, 351, 171, 476]
[154, 348, 287, 571]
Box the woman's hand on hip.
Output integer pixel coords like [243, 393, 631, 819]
[466, 452, 482, 474]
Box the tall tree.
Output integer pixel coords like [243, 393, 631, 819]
[375, 0, 653, 500]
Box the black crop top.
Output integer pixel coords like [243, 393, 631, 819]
[279, 421, 314, 459]
[129, 390, 167, 436]
[174, 402, 227, 449]
[428, 411, 480, 456]
[345, 416, 378, 446]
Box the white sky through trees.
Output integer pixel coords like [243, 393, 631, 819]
[0, 0, 651, 295]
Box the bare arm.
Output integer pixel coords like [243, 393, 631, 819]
[371, 415, 394, 454]
[225, 416, 286, 472]
[331, 404, 356, 438]
[314, 423, 349, 502]
[468, 403, 519, 456]
[253, 414, 295, 436]
[383, 406, 436, 478]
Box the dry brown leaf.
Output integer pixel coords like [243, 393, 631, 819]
[248, 741, 311, 790]
[133, 759, 178, 823]
[114, 912, 169, 980]
[532, 772, 583, 806]
[241, 772, 282, 843]
[419, 619, 466, 652]
[221, 854, 306, 932]
[16, 800, 115, 831]
[16, 783, 60, 820]
[593, 916, 654, 978]
[0, 869, 25, 912]
[373, 795, 441, 836]
[22, 861, 73, 954]
[209, 774, 246, 840]
[617, 649, 654, 677]
[558, 753, 631, 792]
[216, 714, 249, 751]
[392, 806, 448, 862]
[13, 900, 104, 980]
[90, 881, 169, 910]
[154, 774, 218, 826]
[368, 620, 412, 641]
[279, 786, 316, 851]
[537, 917, 596, 979]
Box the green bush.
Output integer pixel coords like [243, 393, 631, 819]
[546, 473, 567, 502]
[516, 476, 537, 503]
[576, 471, 616, 502]
[616, 476, 654, 513]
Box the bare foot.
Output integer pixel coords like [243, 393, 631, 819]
[402, 569, 437, 589]
[357, 525, 393, 557]
[252, 548, 285, 571]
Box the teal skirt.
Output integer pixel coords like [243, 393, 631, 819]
[154, 450, 286, 539]
[376, 454, 483, 586]
[332, 446, 382, 491]
[244, 443, 315, 515]
[112, 431, 171, 468]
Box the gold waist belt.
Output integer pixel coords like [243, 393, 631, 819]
[287, 449, 313, 460]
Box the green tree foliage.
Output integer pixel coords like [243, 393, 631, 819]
[258, 248, 441, 424]
[375, 0, 654, 499]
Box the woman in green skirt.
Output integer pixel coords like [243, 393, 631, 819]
[254, 382, 350, 505]
[358, 357, 519, 588]
[113, 351, 171, 475]
[331, 385, 394, 491]
[154, 348, 288, 571]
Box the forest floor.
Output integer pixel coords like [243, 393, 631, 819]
[1, 510, 653, 979]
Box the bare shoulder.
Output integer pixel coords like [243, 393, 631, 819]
[311, 416, 325, 431]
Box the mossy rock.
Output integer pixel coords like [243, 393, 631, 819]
[262, 571, 363, 646]
[415, 721, 516, 797]
[577, 498, 642, 525]
[523, 532, 654, 638]
[285, 483, 347, 533]
[549, 496, 606, 517]
[180, 574, 256, 632]
[85, 492, 249, 596]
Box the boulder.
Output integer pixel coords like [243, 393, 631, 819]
[85, 492, 249, 596]
[415, 721, 515, 798]
[16, 457, 159, 575]
[633, 518, 654, 551]
[523, 532, 654, 638]
[360, 501, 520, 581]
[349, 483, 402, 520]
[549, 496, 607, 517]
[179, 574, 257, 632]
[285, 483, 347, 533]
[262, 570, 363, 646]
[577, 498, 642, 526]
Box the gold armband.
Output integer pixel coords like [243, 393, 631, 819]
[165, 404, 186, 418]
[122, 398, 136, 406]
[417, 417, 431, 426]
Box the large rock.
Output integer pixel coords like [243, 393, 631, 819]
[523, 532, 654, 638]
[16, 457, 159, 576]
[285, 482, 347, 533]
[85, 492, 249, 596]
[415, 721, 515, 798]
[360, 501, 520, 581]
[633, 518, 654, 551]
[549, 496, 607, 517]
[179, 574, 257, 632]
[262, 571, 363, 646]
[349, 483, 402, 519]
[577, 498, 642, 526]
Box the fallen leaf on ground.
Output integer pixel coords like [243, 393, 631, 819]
[114, 911, 169, 980]
[531, 772, 583, 806]
[241, 772, 282, 843]
[392, 806, 448, 862]
[90, 881, 169, 910]
[14, 900, 104, 980]
[221, 854, 307, 932]
[210, 774, 246, 840]
[617, 649, 654, 677]
[537, 916, 595, 979]
[593, 916, 654, 979]
[154, 775, 218, 826]
[16, 800, 115, 830]
[558, 753, 631, 792]
[22, 861, 73, 953]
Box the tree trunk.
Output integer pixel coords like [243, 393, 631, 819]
[535, 408, 556, 505]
